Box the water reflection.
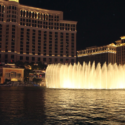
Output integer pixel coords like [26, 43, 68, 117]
[0, 87, 46, 124]
[0, 87, 125, 124]
[44, 89, 125, 124]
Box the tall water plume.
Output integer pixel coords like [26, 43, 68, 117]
[46, 62, 125, 89]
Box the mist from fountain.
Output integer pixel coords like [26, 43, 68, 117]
[45, 62, 125, 89]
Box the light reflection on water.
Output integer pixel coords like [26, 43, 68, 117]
[0, 87, 125, 125]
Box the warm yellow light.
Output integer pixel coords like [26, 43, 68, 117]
[11, 78, 18, 82]
[78, 50, 116, 57]
[63, 79, 73, 88]
[120, 36, 125, 40]
[115, 40, 121, 44]
[9, 0, 19, 3]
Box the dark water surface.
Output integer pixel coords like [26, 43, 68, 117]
[0, 87, 125, 125]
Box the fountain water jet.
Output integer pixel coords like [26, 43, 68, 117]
[46, 62, 125, 89]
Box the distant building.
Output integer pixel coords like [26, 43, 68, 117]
[77, 43, 116, 66]
[0, 0, 77, 64]
[0, 64, 24, 84]
[115, 36, 125, 65]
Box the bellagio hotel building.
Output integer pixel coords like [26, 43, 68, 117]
[0, 0, 77, 64]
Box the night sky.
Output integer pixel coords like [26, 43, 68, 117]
[20, 0, 125, 50]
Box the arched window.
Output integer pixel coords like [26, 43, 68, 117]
[21, 10, 22, 17]
[11, 72, 16, 78]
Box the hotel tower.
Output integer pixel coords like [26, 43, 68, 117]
[0, 0, 77, 64]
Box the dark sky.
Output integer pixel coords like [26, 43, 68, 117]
[20, 0, 125, 50]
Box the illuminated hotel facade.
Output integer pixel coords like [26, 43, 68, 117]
[0, 0, 77, 64]
[115, 36, 125, 65]
[77, 43, 116, 66]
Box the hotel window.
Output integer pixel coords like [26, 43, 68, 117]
[49, 15, 53, 21]
[17, 74, 21, 78]
[44, 32, 47, 43]
[65, 24, 70, 30]
[38, 30, 41, 34]
[5, 73, 10, 78]
[20, 56, 23, 60]
[32, 30, 35, 54]
[32, 12, 34, 18]
[60, 59, 63, 62]
[26, 57, 29, 61]
[49, 58, 52, 63]
[34, 13, 37, 19]
[57, 16, 59, 21]
[55, 32, 58, 56]
[38, 13, 40, 19]
[55, 58, 57, 62]
[26, 11, 28, 17]
[49, 22, 53, 29]
[49, 32, 52, 56]
[40, 13, 42, 19]
[60, 32, 63, 37]
[0, 24, 2, 40]
[11, 72, 16, 78]
[11, 55, 14, 59]
[65, 24, 67, 30]
[28, 12, 31, 18]
[43, 21, 46, 28]
[60, 32, 63, 36]
[71, 24, 75, 31]
[42, 14, 45, 20]
[23, 11, 25, 17]
[32, 57, 35, 61]
[60, 32, 63, 55]
[1, 5, 4, 12]
[38, 30, 41, 55]
[71, 33, 75, 56]
[54, 15, 57, 21]
[38, 58, 40, 62]
[20, 51, 23, 54]
[20, 10, 22, 17]
[5, 54, 8, 59]
[46, 15, 49, 21]
[0, 5, 1, 12]
[60, 23, 64, 30]
[9, 6, 11, 9]
[43, 58, 46, 62]
[66, 33, 69, 56]
[66, 59, 69, 62]
[56, 23, 59, 29]
[54, 23, 57, 29]
[21, 28, 24, 32]
[12, 6, 15, 10]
